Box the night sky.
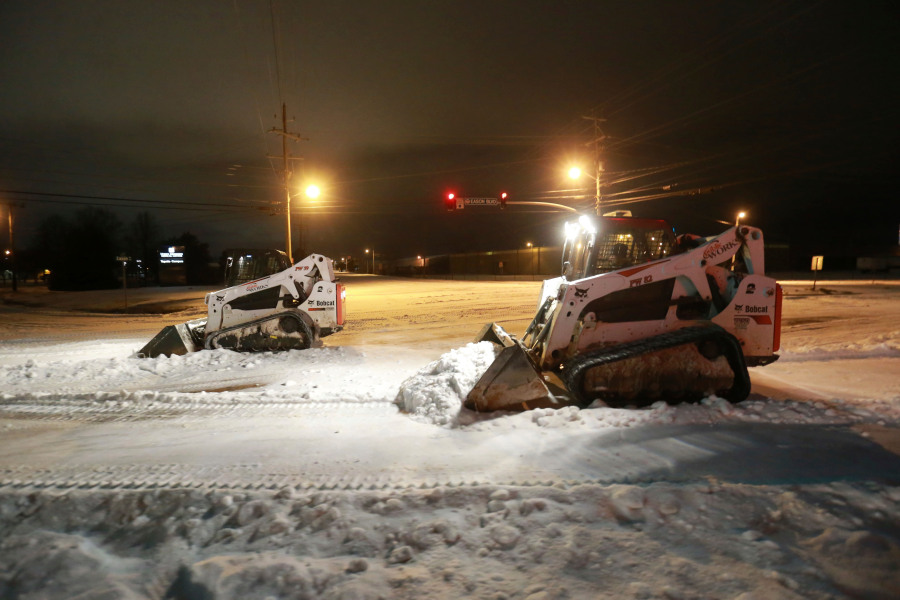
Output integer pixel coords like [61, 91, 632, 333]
[1, 0, 897, 264]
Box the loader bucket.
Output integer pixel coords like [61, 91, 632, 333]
[466, 333, 559, 412]
[137, 319, 205, 358]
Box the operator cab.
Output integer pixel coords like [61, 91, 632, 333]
[222, 248, 291, 287]
[561, 213, 677, 280]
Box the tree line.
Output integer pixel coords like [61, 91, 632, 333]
[20, 208, 215, 290]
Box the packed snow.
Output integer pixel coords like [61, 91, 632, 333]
[396, 341, 499, 427]
[1, 276, 899, 599]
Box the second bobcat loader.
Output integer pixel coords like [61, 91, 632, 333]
[466, 215, 782, 411]
[138, 254, 345, 358]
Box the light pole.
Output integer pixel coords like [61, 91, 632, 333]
[365, 248, 375, 275]
[4, 204, 16, 292]
[732, 212, 747, 270]
[284, 169, 293, 264]
[526, 242, 534, 278]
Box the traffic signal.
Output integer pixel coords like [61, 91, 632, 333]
[499, 192, 508, 209]
[445, 192, 456, 212]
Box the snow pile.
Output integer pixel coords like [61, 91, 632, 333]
[0, 344, 407, 408]
[3, 481, 900, 599]
[395, 341, 498, 427]
[520, 395, 892, 429]
[461, 395, 892, 435]
[1, 343, 351, 391]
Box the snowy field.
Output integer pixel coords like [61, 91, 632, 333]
[1, 275, 899, 599]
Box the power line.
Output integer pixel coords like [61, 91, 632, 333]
[0, 189, 271, 212]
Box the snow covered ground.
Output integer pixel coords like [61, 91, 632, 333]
[1, 275, 899, 599]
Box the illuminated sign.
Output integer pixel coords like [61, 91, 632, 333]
[159, 245, 185, 264]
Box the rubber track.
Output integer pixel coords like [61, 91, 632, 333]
[561, 324, 751, 408]
[205, 311, 313, 352]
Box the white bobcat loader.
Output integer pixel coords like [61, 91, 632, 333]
[467, 215, 782, 411]
[138, 254, 345, 358]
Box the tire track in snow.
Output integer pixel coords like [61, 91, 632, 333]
[0, 396, 398, 422]
[0, 463, 608, 493]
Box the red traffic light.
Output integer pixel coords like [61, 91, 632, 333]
[499, 191, 508, 208]
[445, 192, 457, 211]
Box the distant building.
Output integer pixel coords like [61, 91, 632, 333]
[158, 245, 186, 286]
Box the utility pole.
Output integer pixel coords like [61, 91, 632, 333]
[582, 115, 606, 215]
[268, 103, 308, 264]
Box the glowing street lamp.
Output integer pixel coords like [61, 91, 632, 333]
[3, 203, 16, 292]
[287, 183, 323, 260]
[568, 164, 603, 212]
[736, 211, 746, 226]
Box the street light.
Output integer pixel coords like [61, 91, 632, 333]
[568, 163, 603, 213]
[736, 211, 746, 226]
[287, 183, 323, 262]
[365, 248, 375, 274]
[3, 204, 16, 292]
